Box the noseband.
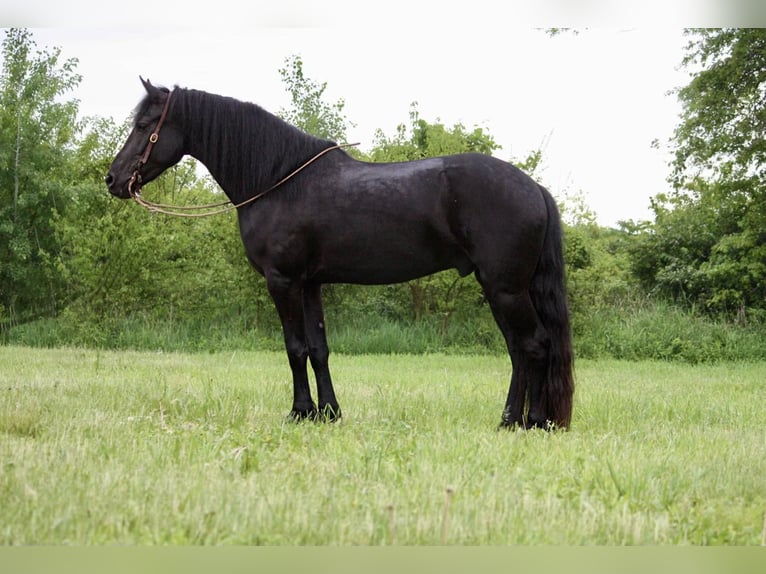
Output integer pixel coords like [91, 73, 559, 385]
[128, 90, 173, 197]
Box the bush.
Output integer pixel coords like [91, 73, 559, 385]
[4, 297, 765, 364]
[574, 300, 766, 363]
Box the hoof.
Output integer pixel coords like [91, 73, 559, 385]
[498, 409, 558, 432]
[525, 413, 558, 431]
[498, 419, 556, 432]
[530, 420, 559, 432]
[498, 409, 522, 430]
[317, 404, 342, 423]
[287, 404, 341, 423]
[288, 406, 318, 422]
[498, 419, 522, 431]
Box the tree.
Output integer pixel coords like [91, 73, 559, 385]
[370, 103, 499, 163]
[0, 28, 81, 321]
[634, 29, 766, 318]
[672, 29, 766, 189]
[278, 54, 353, 143]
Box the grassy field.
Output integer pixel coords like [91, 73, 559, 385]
[1, 345, 764, 545]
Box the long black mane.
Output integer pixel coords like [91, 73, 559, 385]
[168, 87, 337, 202]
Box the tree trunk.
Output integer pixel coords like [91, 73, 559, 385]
[14, 110, 21, 216]
[409, 280, 425, 322]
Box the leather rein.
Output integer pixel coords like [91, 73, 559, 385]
[127, 89, 358, 218]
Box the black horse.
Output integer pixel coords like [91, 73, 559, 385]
[106, 78, 574, 429]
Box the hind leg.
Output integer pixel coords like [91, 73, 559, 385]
[484, 287, 551, 429]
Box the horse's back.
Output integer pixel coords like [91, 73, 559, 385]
[338, 152, 546, 226]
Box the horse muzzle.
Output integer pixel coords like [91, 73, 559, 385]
[105, 170, 140, 199]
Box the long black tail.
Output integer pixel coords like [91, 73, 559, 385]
[528, 186, 575, 428]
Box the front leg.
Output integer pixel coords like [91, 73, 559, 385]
[267, 273, 316, 420]
[303, 282, 341, 421]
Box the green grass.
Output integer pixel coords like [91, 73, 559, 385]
[4, 303, 766, 362]
[1, 346, 765, 544]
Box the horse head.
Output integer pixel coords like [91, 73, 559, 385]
[105, 77, 185, 199]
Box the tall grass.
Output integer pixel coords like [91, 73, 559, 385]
[1, 346, 764, 544]
[3, 301, 765, 362]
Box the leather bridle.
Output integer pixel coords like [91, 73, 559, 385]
[127, 90, 173, 197]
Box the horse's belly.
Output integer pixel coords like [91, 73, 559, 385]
[314, 239, 473, 285]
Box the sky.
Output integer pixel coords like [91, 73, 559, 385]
[8, 5, 723, 226]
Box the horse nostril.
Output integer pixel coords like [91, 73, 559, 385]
[105, 173, 114, 187]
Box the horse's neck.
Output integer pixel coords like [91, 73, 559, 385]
[185, 141, 244, 203]
[179, 91, 326, 204]
[180, 112, 252, 203]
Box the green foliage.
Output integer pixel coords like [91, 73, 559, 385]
[7, 298, 765, 363]
[53, 158, 269, 342]
[672, 29, 766, 185]
[0, 28, 81, 320]
[370, 102, 500, 162]
[633, 29, 766, 319]
[632, 179, 766, 317]
[278, 54, 353, 143]
[565, 225, 635, 319]
[575, 299, 766, 363]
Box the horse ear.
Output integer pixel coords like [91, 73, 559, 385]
[140, 76, 170, 98]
